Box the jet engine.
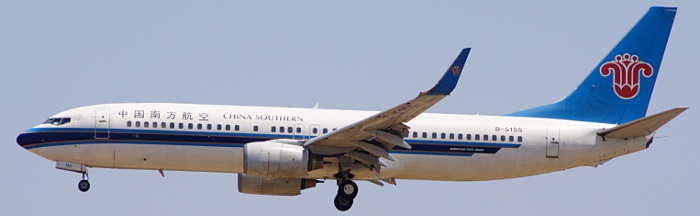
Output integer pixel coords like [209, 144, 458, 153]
[237, 173, 317, 196]
[243, 140, 323, 178]
[239, 140, 323, 196]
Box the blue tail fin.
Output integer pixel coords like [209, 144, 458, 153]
[507, 6, 676, 124]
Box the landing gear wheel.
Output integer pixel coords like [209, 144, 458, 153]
[338, 180, 358, 199]
[78, 180, 90, 192]
[334, 195, 353, 211]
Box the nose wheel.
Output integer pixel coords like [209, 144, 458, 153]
[78, 179, 90, 192]
[334, 180, 358, 211]
[78, 171, 90, 192]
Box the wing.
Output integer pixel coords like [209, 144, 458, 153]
[304, 48, 471, 166]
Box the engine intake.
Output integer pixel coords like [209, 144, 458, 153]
[243, 140, 322, 178]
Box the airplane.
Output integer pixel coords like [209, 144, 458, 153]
[17, 6, 685, 211]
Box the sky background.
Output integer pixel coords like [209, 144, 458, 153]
[2, 1, 699, 215]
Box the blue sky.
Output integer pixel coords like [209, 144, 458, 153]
[2, 1, 699, 215]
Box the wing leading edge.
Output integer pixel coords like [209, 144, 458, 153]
[304, 48, 471, 165]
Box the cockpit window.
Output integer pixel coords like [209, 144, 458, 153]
[43, 118, 71, 126]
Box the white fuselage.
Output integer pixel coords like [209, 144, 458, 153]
[20, 103, 651, 181]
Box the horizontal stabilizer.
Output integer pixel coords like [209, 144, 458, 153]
[598, 107, 688, 139]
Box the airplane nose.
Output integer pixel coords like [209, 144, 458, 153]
[16, 131, 40, 150]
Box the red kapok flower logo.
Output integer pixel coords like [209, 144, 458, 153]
[599, 53, 653, 99]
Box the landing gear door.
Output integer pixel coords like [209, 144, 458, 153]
[546, 127, 560, 158]
[94, 108, 110, 139]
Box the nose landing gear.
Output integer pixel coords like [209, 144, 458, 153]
[78, 172, 90, 192]
[55, 161, 91, 192]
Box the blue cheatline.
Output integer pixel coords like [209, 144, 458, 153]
[18, 127, 520, 157]
[507, 6, 676, 124]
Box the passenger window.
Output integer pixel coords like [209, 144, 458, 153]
[517, 136, 523, 142]
[458, 134, 463, 140]
[217, 124, 222, 130]
[492, 135, 497, 141]
[271, 126, 277, 132]
[440, 133, 446, 139]
[509, 136, 515, 142]
[179, 123, 184, 129]
[207, 124, 212, 130]
[484, 134, 489, 141]
[449, 133, 454, 139]
[288, 127, 293, 132]
[466, 134, 472, 140]
[253, 126, 259, 132]
[313, 128, 318, 134]
[280, 127, 285, 133]
[296, 127, 301, 133]
[412, 132, 418, 138]
[422, 132, 427, 138]
[235, 125, 240, 131]
[188, 123, 193, 129]
[225, 125, 231, 131]
[161, 122, 166, 128]
[170, 122, 175, 129]
[127, 121, 132, 127]
[135, 121, 141, 127]
[152, 122, 157, 128]
[432, 132, 437, 139]
[475, 134, 480, 140]
[197, 124, 202, 130]
[144, 121, 149, 128]
[501, 135, 506, 141]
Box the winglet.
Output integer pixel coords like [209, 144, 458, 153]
[424, 48, 471, 95]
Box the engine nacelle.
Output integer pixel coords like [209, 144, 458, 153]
[237, 173, 316, 196]
[243, 140, 322, 178]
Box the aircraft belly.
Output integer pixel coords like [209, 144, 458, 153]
[31, 143, 244, 173]
[393, 152, 518, 181]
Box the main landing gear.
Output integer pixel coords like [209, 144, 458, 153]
[333, 168, 358, 211]
[334, 180, 358, 211]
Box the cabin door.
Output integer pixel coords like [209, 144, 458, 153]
[546, 127, 560, 158]
[94, 108, 110, 139]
